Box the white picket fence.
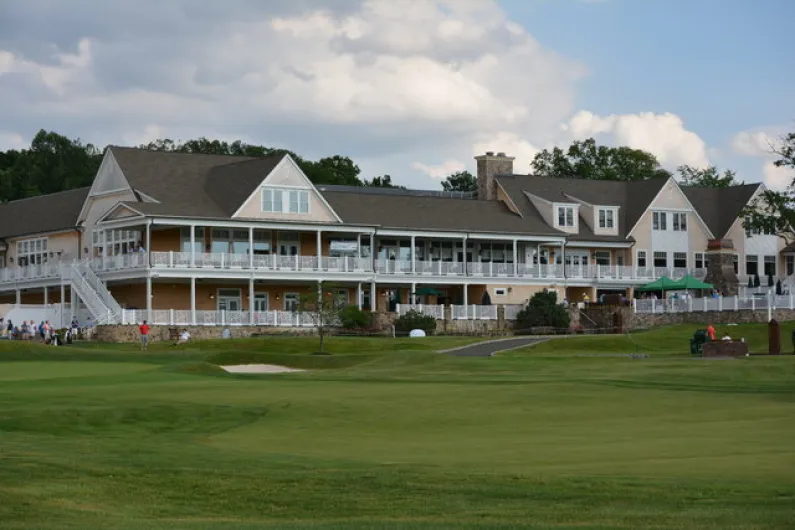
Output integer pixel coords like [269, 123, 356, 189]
[633, 293, 794, 314]
[121, 309, 317, 327]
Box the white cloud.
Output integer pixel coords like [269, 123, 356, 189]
[731, 130, 778, 157]
[763, 161, 791, 191]
[561, 110, 710, 168]
[411, 159, 466, 179]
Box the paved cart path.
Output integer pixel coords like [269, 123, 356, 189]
[439, 337, 547, 357]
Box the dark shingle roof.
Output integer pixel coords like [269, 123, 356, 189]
[681, 184, 759, 238]
[0, 187, 89, 239]
[497, 175, 668, 241]
[109, 147, 282, 218]
[319, 187, 565, 236]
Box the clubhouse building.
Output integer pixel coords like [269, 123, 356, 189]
[0, 147, 788, 326]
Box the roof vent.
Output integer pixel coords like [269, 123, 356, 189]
[497, 152, 506, 157]
[485, 151, 494, 156]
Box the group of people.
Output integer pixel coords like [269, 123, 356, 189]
[137, 320, 190, 351]
[706, 323, 740, 342]
[4, 319, 56, 342]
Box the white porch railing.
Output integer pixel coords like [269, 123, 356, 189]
[450, 304, 498, 320]
[632, 292, 795, 314]
[395, 304, 445, 319]
[120, 309, 320, 327]
[0, 263, 61, 283]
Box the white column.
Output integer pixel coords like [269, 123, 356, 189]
[43, 286, 48, 305]
[145, 276, 152, 322]
[357, 283, 362, 310]
[190, 225, 196, 267]
[512, 239, 518, 276]
[411, 282, 416, 305]
[463, 284, 468, 306]
[357, 234, 361, 259]
[15, 289, 20, 307]
[411, 235, 416, 274]
[462, 236, 467, 276]
[101, 230, 107, 270]
[60, 282, 66, 328]
[247, 227, 254, 270]
[190, 277, 196, 325]
[249, 277, 255, 324]
[370, 281, 376, 313]
[145, 221, 152, 267]
[317, 230, 322, 265]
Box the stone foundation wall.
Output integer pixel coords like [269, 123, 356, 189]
[629, 308, 795, 329]
[94, 325, 317, 343]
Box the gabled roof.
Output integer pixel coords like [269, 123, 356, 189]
[681, 183, 760, 239]
[318, 185, 565, 236]
[109, 147, 283, 218]
[497, 175, 667, 242]
[0, 187, 89, 239]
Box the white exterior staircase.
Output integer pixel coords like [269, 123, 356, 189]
[66, 261, 123, 325]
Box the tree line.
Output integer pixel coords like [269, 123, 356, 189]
[2, 129, 792, 231]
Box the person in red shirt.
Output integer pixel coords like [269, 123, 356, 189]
[706, 324, 716, 341]
[139, 320, 150, 351]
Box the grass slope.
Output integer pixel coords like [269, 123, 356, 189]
[1, 328, 794, 529]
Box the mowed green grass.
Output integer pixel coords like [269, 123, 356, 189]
[1, 328, 794, 529]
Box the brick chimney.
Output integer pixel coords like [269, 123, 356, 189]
[474, 151, 514, 200]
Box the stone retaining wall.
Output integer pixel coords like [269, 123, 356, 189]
[94, 325, 317, 343]
[629, 308, 795, 329]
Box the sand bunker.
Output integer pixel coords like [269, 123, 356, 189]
[220, 364, 305, 374]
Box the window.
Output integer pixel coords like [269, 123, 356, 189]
[653, 251, 667, 268]
[598, 209, 615, 229]
[284, 292, 299, 312]
[217, 288, 242, 312]
[180, 227, 205, 253]
[694, 252, 704, 269]
[93, 229, 141, 257]
[333, 289, 349, 309]
[733, 254, 739, 274]
[673, 252, 687, 268]
[787, 255, 794, 276]
[262, 189, 283, 213]
[211, 229, 250, 254]
[253, 293, 269, 312]
[495, 288, 507, 296]
[745, 255, 758, 276]
[252, 230, 272, 255]
[594, 251, 610, 266]
[557, 206, 575, 227]
[636, 250, 647, 268]
[288, 190, 309, 214]
[16, 237, 48, 267]
[672, 213, 687, 232]
[764, 255, 776, 276]
[263, 187, 309, 214]
[652, 212, 667, 231]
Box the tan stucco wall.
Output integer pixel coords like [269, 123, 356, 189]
[629, 213, 651, 265]
[650, 179, 690, 210]
[482, 284, 553, 305]
[5, 231, 81, 264]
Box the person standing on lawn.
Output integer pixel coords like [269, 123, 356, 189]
[139, 320, 150, 351]
[706, 323, 716, 341]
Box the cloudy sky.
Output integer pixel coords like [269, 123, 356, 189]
[0, 0, 793, 189]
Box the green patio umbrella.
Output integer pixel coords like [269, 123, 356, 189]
[636, 276, 681, 292]
[413, 287, 443, 296]
[671, 275, 713, 290]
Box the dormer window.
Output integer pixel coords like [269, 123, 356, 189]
[598, 208, 615, 229]
[556, 206, 574, 228]
[262, 187, 309, 214]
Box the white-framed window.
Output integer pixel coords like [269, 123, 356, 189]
[653, 251, 667, 268]
[333, 288, 349, 309]
[217, 288, 242, 312]
[494, 288, 507, 296]
[253, 292, 269, 312]
[284, 292, 300, 312]
[556, 206, 575, 228]
[672, 213, 687, 232]
[652, 212, 667, 231]
[636, 250, 647, 268]
[93, 229, 142, 257]
[673, 252, 687, 268]
[598, 208, 615, 229]
[289, 190, 309, 214]
[594, 251, 610, 266]
[262, 187, 309, 214]
[694, 252, 704, 269]
[787, 255, 794, 276]
[16, 237, 48, 267]
[764, 255, 776, 276]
